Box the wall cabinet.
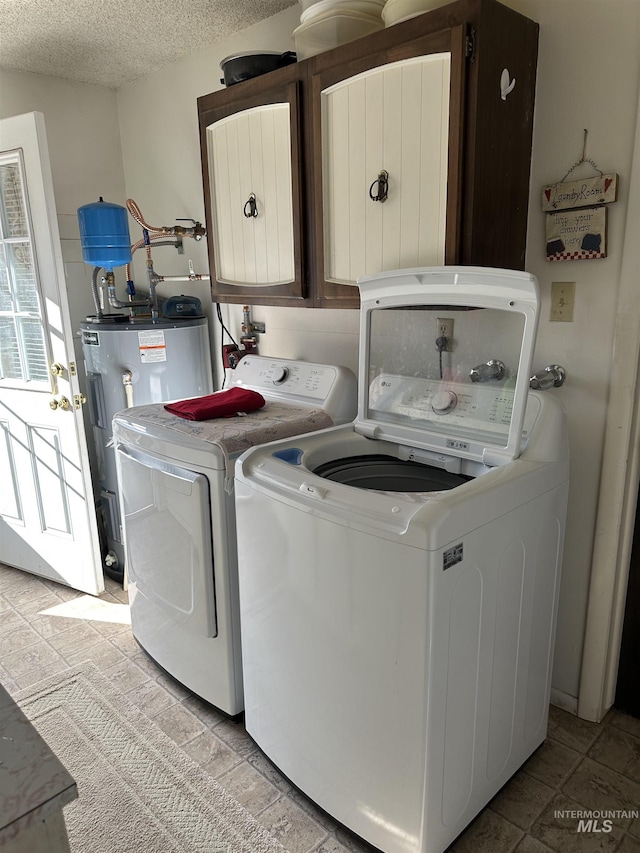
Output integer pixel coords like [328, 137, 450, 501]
[198, 0, 538, 309]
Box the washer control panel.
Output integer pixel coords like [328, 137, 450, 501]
[431, 390, 458, 414]
[369, 374, 516, 438]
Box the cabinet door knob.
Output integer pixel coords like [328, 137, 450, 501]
[243, 193, 258, 218]
[369, 170, 389, 203]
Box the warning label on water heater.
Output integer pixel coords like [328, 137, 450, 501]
[138, 330, 167, 363]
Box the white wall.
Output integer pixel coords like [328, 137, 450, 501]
[116, 6, 360, 384]
[116, 1, 640, 709]
[502, 0, 640, 706]
[117, 4, 640, 706]
[5, 2, 634, 708]
[0, 68, 127, 348]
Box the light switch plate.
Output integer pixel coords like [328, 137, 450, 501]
[551, 281, 575, 322]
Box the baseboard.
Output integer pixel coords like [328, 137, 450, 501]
[550, 687, 578, 715]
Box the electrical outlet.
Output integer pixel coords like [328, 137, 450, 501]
[550, 282, 575, 322]
[436, 317, 454, 351]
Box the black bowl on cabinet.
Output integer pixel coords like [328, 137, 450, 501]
[219, 51, 297, 86]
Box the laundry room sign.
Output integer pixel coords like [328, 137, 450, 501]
[542, 129, 617, 262]
[542, 173, 618, 211]
[545, 206, 607, 261]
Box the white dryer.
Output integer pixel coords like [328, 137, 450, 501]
[112, 356, 356, 716]
[234, 268, 569, 853]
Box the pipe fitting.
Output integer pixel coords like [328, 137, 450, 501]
[529, 365, 566, 391]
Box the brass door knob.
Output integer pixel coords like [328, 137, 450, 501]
[50, 362, 65, 377]
[50, 396, 70, 411]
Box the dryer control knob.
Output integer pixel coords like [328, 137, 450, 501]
[272, 366, 289, 385]
[432, 390, 457, 414]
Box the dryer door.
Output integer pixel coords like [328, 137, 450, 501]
[116, 444, 217, 637]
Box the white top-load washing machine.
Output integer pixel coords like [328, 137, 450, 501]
[234, 268, 569, 853]
[112, 356, 356, 716]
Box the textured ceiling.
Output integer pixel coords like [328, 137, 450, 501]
[1, 0, 297, 89]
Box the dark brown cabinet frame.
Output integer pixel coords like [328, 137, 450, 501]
[197, 0, 538, 310]
[198, 68, 308, 307]
[309, 24, 467, 309]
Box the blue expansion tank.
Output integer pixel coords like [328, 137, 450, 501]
[77, 197, 132, 270]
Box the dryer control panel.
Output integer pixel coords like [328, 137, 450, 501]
[230, 356, 357, 423]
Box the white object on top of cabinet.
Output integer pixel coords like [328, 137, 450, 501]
[321, 53, 450, 286]
[206, 102, 295, 287]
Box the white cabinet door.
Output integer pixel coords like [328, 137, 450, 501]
[206, 103, 295, 287]
[322, 54, 451, 286]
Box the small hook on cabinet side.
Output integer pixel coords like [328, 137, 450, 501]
[500, 69, 516, 101]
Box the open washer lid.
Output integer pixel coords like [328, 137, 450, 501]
[354, 267, 540, 467]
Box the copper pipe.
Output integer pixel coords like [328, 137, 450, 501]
[125, 234, 178, 280]
[126, 198, 206, 241]
[126, 198, 168, 235]
[123, 200, 207, 301]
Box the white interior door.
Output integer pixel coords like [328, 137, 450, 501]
[0, 112, 103, 594]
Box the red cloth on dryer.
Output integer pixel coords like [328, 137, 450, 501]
[164, 387, 265, 420]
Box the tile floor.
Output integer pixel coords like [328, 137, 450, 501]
[1, 561, 639, 853]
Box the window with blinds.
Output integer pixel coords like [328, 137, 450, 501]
[0, 152, 49, 386]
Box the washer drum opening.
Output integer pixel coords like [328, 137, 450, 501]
[313, 454, 471, 492]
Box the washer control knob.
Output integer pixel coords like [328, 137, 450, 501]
[432, 390, 457, 414]
[272, 366, 289, 385]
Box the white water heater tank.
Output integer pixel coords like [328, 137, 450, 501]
[80, 316, 213, 571]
